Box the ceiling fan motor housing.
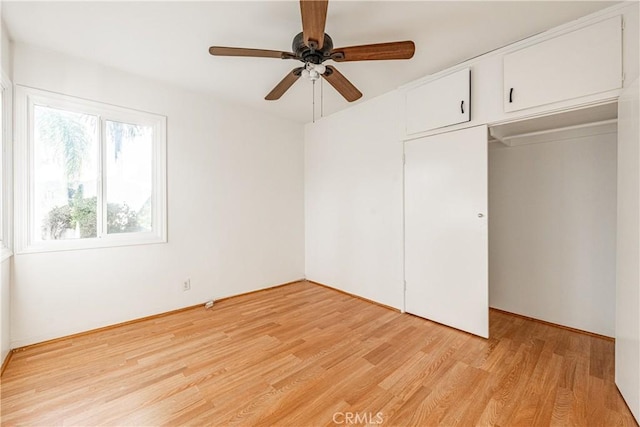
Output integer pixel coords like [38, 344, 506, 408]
[293, 32, 334, 64]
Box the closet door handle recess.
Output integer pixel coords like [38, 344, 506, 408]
[509, 88, 514, 103]
[461, 100, 465, 114]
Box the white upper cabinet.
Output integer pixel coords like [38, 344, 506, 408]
[405, 68, 471, 136]
[504, 16, 622, 112]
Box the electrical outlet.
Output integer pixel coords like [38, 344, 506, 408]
[183, 279, 191, 291]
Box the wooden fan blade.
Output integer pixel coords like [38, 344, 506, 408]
[322, 65, 362, 102]
[332, 41, 415, 62]
[300, 0, 328, 49]
[265, 68, 303, 100]
[209, 46, 295, 59]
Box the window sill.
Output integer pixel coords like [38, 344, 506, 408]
[16, 233, 167, 255]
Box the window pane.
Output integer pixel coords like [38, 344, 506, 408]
[34, 105, 98, 240]
[105, 120, 153, 234]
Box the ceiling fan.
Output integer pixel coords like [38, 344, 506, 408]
[209, 0, 415, 103]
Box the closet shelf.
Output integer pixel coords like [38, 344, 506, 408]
[489, 101, 617, 146]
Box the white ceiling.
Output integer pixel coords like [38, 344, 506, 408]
[2, 1, 617, 124]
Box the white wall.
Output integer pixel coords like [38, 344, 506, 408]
[0, 15, 13, 364]
[622, 3, 639, 88]
[616, 78, 640, 421]
[11, 44, 305, 347]
[1, 22, 11, 80]
[304, 91, 404, 310]
[488, 133, 618, 336]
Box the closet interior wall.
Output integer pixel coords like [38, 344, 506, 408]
[488, 129, 618, 337]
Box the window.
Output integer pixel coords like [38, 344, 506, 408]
[16, 86, 166, 253]
[0, 71, 12, 260]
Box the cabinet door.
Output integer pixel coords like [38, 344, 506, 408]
[405, 68, 470, 136]
[504, 16, 622, 112]
[616, 78, 640, 423]
[404, 125, 488, 338]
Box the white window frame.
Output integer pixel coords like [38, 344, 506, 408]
[0, 71, 12, 261]
[15, 85, 167, 253]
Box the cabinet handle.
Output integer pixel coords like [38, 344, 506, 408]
[509, 88, 514, 103]
[461, 100, 464, 114]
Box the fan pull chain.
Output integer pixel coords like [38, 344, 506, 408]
[312, 79, 316, 123]
[321, 76, 324, 118]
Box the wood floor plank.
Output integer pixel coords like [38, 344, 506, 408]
[1, 281, 637, 426]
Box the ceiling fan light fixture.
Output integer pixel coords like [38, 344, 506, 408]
[303, 63, 325, 81]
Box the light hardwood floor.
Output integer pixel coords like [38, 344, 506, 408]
[1, 281, 636, 426]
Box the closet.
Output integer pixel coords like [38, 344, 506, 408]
[401, 3, 639, 421]
[488, 103, 618, 338]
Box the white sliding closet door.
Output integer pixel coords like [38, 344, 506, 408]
[616, 78, 640, 422]
[405, 125, 489, 338]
